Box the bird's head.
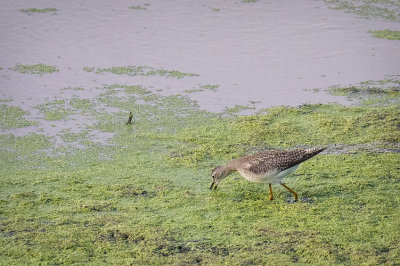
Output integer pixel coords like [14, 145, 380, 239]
[210, 166, 232, 190]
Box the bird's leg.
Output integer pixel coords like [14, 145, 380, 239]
[268, 184, 273, 200]
[281, 184, 298, 202]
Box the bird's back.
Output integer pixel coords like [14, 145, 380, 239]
[232, 147, 326, 176]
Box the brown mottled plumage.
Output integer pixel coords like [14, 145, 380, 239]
[210, 147, 326, 201]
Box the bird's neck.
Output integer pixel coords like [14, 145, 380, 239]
[224, 162, 238, 175]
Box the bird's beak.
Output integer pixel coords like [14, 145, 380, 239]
[209, 181, 215, 190]
[209, 179, 218, 190]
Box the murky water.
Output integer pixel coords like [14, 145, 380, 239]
[1, 0, 400, 112]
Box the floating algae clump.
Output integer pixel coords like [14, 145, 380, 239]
[14, 63, 59, 75]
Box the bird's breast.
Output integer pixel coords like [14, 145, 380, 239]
[238, 165, 299, 184]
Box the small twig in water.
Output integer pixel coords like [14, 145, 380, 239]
[126, 112, 133, 125]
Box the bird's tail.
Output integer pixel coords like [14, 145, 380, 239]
[305, 147, 326, 156]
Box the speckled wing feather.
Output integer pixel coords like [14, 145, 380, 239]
[242, 148, 325, 175]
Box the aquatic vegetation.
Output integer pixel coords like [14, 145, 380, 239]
[0, 98, 13, 103]
[0, 105, 37, 129]
[86, 66, 199, 79]
[0, 133, 52, 154]
[35, 100, 70, 121]
[83, 67, 95, 72]
[0, 133, 53, 171]
[170, 104, 399, 167]
[324, 0, 400, 21]
[369, 29, 400, 40]
[13, 63, 58, 75]
[224, 104, 256, 116]
[20, 8, 58, 15]
[35, 97, 96, 121]
[109, 84, 150, 96]
[183, 88, 204, 93]
[57, 129, 94, 151]
[184, 84, 219, 94]
[60, 86, 84, 91]
[200, 84, 219, 92]
[129, 5, 147, 10]
[69, 98, 93, 110]
[0, 77, 399, 264]
[328, 76, 400, 105]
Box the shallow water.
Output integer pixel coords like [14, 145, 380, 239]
[1, 0, 400, 113]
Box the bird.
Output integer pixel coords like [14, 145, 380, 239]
[210, 147, 326, 202]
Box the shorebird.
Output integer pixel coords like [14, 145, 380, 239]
[210, 147, 326, 201]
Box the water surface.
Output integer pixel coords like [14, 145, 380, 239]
[1, 0, 399, 113]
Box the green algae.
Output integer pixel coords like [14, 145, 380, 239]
[0, 98, 12, 103]
[108, 84, 150, 96]
[183, 88, 204, 94]
[0, 133, 53, 171]
[129, 5, 147, 10]
[35, 100, 70, 121]
[69, 98, 93, 111]
[60, 86, 84, 91]
[0, 105, 37, 129]
[1, 77, 399, 264]
[224, 104, 256, 116]
[20, 8, 58, 15]
[324, 0, 400, 21]
[184, 84, 219, 94]
[0, 133, 52, 154]
[83, 67, 95, 73]
[369, 29, 400, 40]
[35, 98, 95, 121]
[1, 146, 399, 264]
[86, 66, 199, 79]
[13, 63, 58, 75]
[328, 76, 400, 105]
[200, 84, 219, 92]
[169, 104, 399, 167]
[58, 129, 90, 144]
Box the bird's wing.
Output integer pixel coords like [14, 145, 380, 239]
[243, 148, 325, 174]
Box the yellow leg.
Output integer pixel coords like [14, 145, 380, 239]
[281, 184, 298, 202]
[268, 184, 273, 200]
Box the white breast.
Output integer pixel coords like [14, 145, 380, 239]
[238, 165, 299, 184]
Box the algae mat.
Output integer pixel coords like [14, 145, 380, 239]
[1, 0, 400, 264]
[1, 77, 400, 264]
